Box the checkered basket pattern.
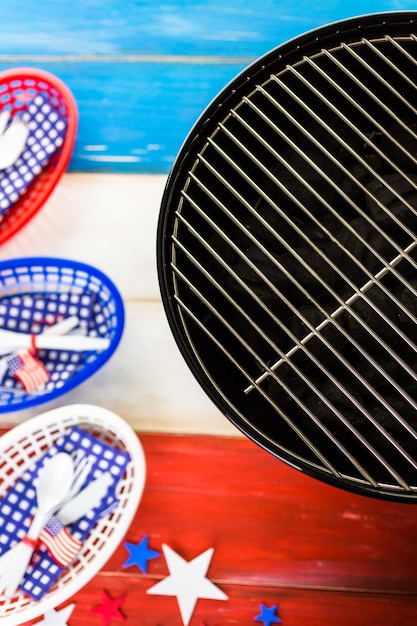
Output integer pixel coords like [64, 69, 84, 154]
[0, 68, 77, 244]
[0, 257, 124, 412]
[0, 404, 146, 626]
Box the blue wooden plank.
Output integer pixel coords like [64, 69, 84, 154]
[1, 1, 417, 173]
[0, 60, 247, 173]
[0, 1, 416, 58]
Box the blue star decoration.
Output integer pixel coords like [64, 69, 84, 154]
[254, 603, 282, 626]
[122, 535, 160, 573]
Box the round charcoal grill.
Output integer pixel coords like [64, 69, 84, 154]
[157, 12, 417, 501]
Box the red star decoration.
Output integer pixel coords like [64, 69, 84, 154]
[91, 590, 126, 626]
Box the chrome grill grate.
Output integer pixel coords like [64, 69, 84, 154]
[158, 14, 417, 500]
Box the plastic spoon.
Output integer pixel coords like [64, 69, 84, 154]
[0, 111, 9, 136]
[0, 112, 29, 170]
[1, 452, 74, 597]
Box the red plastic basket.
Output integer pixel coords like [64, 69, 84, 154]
[0, 68, 78, 244]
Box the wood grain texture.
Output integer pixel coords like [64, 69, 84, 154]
[26, 581, 417, 626]
[1, 173, 165, 300]
[1, 301, 230, 435]
[0, 173, 235, 435]
[0, 60, 246, 173]
[18, 432, 417, 625]
[2, 1, 416, 172]
[1, 3, 416, 623]
[2, 0, 409, 58]
[109, 434, 417, 594]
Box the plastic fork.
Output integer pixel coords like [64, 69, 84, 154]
[58, 453, 94, 509]
[0, 110, 29, 170]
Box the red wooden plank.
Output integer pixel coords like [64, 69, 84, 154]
[106, 433, 417, 593]
[2, 430, 416, 625]
[25, 577, 417, 626]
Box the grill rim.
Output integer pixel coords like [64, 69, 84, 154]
[157, 10, 417, 503]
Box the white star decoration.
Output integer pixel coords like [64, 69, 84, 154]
[147, 544, 228, 625]
[36, 604, 76, 626]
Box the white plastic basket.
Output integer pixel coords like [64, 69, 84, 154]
[0, 404, 146, 625]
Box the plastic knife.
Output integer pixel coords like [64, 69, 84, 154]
[56, 471, 114, 525]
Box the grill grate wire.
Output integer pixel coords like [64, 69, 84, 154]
[161, 27, 417, 499]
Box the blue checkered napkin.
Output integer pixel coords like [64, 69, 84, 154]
[0, 292, 109, 393]
[0, 95, 67, 218]
[0, 427, 130, 600]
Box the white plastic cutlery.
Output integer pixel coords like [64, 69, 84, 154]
[0, 453, 74, 597]
[0, 316, 80, 376]
[0, 329, 110, 354]
[57, 471, 113, 525]
[44, 315, 80, 336]
[57, 454, 94, 510]
[0, 315, 80, 359]
[0, 110, 29, 170]
[0, 111, 9, 136]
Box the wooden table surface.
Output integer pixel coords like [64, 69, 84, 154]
[1, 173, 230, 436]
[17, 433, 417, 626]
[2, 175, 417, 624]
[1, 1, 417, 624]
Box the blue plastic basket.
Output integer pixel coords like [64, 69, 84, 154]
[0, 257, 124, 412]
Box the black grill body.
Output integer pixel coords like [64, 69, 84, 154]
[157, 12, 417, 501]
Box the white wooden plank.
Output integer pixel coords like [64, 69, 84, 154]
[1, 173, 165, 300]
[2, 301, 238, 435]
[0, 5, 415, 173]
[0, 0, 361, 57]
[0, 174, 241, 436]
